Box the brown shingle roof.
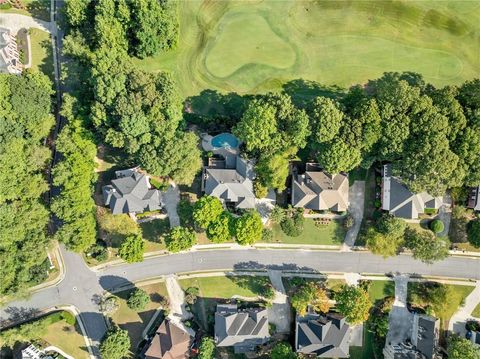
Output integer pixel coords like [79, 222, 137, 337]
[145, 319, 192, 359]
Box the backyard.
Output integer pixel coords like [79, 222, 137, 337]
[135, 0, 480, 98]
[29, 28, 53, 79]
[111, 282, 168, 353]
[269, 218, 346, 245]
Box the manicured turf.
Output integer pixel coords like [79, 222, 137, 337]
[179, 276, 268, 298]
[41, 320, 89, 359]
[472, 302, 480, 318]
[29, 28, 54, 79]
[349, 328, 375, 359]
[368, 280, 395, 302]
[270, 218, 346, 245]
[140, 218, 170, 250]
[135, 0, 480, 98]
[111, 282, 168, 352]
[0, 0, 50, 21]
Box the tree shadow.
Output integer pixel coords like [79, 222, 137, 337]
[282, 79, 346, 109]
[25, 0, 50, 21]
[233, 261, 319, 273]
[383, 280, 395, 297]
[98, 275, 135, 294]
[226, 276, 272, 298]
[0, 306, 41, 328]
[38, 38, 55, 82]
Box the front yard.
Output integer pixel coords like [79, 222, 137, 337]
[111, 282, 168, 353]
[269, 218, 346, 245]
[41, 320, 89, 359]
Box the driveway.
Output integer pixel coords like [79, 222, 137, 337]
[449, 281, 480, 336]
[163, 183, 180, 227]
[0, 13, 52, 33]
[267, 270, 290, 333]
[343, 181, 365, 249]
[164, 275, 195, 336]
[436, 205, 452, 238]
[385, 275, 412, 346]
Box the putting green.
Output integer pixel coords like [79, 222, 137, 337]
[134, 0, 480, 98]
[205, 12, 295, 78]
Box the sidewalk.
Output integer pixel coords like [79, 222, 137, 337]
[449, 281, 480, 336]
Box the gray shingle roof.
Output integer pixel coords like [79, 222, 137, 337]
[295, 313, 350, 358]
[103, 168, 162, 215]
[412, 315, 439, 359]
[382, 164, 443, 219]
[203, 156, 256, 209]
[214, 304, 269, 353]
[291, 165, 349, 211]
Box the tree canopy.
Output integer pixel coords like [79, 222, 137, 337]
[127, 288, 150, 311]
[165, 227, 197, 252]
[448, 335, 480, 359]
[335, 285, 372, 324]
[404, 228, 449, 264]
[193, 196, 224, 229]
[234, 211, 263, 245]
[100, 327, 131, 359]
[198, 336, 216, 359]
[118, 234, 145, 263]
[291, 282, 331, 316]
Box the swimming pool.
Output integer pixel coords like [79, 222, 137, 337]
[211, 133, 239, 149]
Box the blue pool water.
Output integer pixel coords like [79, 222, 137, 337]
[211, 133, 239, 149]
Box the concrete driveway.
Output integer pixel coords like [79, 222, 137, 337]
[163, 183, 180, 227]
[267, 270, 291, 333]
[343, 181, 365, 249]
[0, 13, 52, 33]
[385, 275, 413, 346]
[436, 205, 452, 238]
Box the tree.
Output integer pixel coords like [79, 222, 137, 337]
[100, 327, 131, 359]
[316, 140, 362, 174]
[193, 196, 224, 229]
[309, 97, 344, 143]
[404, 228, 449, 264]
[469, 220, 480, 247]
[100, 296, 120, 315]
[270, 206, 285, 224]
[118, 234, 144, 263]
[448, 335, 480, 359]
[198, 336, 216, 359]
[127, 288, 150, 311]
[234, 211, 263, 245]
[256, 151, 292, 191]
[335, 285, 372, 324]
[430, 219, 444, 234]
[233, 99, 277, 153]
[207, 212, 234, 243]
[165, 227, 196, 252]
[271, 342, 297, 359]
[376, 214, 407, 237]
[64, 0, 91, 27]
[365, 228, 402, 258]
[280, 207, 304, 237]
[291, 282, 331, 316]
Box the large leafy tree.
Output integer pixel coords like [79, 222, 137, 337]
[207, 212, 234, 243]
[198, 337, 216, 359]
[118, 234, 144, 263]
[193, 196, 224, 229]
[100, 327, 131, 359]
[468, 220, 480, 248]
[165, 227, 197, 253]
[127, 288, 150, 311]
[291, 282, 331, 316]
[365, 228, 402, 258]
[448, 335, 480, 359]
[234, 211, 263, 245]
[316, 139, 362, 174]
[404, 228, 449, 264]
[271, 342, 297, 359]
[335, 285, 372, 324]
[309, 97, 344, 143]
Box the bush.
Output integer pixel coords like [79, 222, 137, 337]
[450, 206, 469, 243]
[424, 208, 438, 216]
[344, 214, 355, 229]
[374, 199, 381, 208]
[127, 288, 150, 311]
[280, 208, 304, 237]
[198, 336, 216, 359]
[61, 311, 76, 325]
[100, 296, 120, 315]
[261, 228, 273, 242]
[270, 206, 285, 224]
[184, 287, 199, 305]
[430, 219, 444, 233]
[468, 220, 480, 247]
[89, 243, 108, 261]
[254, 181, 268, 198]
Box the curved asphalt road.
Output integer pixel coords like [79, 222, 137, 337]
[2, 246, 480, 357]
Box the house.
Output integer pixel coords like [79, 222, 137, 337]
[469, 330, 480, 347]
[383, 314, 440, 359]
[467, 187, 480, 211]
[0, 27, 21, 74]
[21, 345, 54, 359]
[214, 304, 270, 353]
[103, 168, 163, 215]
[291, 163, 349, 212]
[295, 313, 351, 358]
[381, 164, 443, 219]
[144, 319, 193, 359]
[202, 155, 256, 209]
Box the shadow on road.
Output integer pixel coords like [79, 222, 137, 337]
[0, 306, 41, 329]
[233, 261, 320, 272]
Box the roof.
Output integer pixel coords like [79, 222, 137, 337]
[295, 313, 350, 357]
[214, 304, 270, 352]
[102, 168, 162, 214]
[203, 156, 256, 209]
[411, 314, 439, 359]
[145, 319, 193, 359]
[292, 164, 349, 211]
[468, 187, 480, 211]
[382, 164, 443, 219]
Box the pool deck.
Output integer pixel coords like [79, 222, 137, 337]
[201, 133, 240, 162]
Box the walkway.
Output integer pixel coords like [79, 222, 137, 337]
[164, 275, 194, 336]
[267, 270, 290, 333]
[343, 181, 365, 250]
[163, 183, 180, 227]
[0, 13, 52, 33]
[449, 281, 480, 336]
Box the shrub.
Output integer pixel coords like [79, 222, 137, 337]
[185, 287, 199, 305]
[198, 336, 216, 359]
[468, 220, 480, 247]
[254, 181, 268, 198]
[344, 214, 354, 229]
[89, 243, 108, 261]
[430, 219, 444, 233]
[100, 296, 119, 315]
[280, 208, 304, 237]
[424, 208, 438, 216]
[127, 288, 150, 311]
[61, 311, 76, 325]
[374, 199, 381, 208]
[261, 228, 273, 242]
[270, 206, 285, 224]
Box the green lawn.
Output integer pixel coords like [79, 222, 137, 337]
[269, 218, 346, 245]
[134, 0, 480, 98]
[179, 276, 268, 298]
[111, 282, 168, 353]
[368, 280, 395, 302]
[350, 328, 375, 359]
[29, 28, 54, 79]
[41, 320, 89, 359]
[140, 218, 170, 251]
[472, 302, 480, 318]
[0, 0, 50, 21]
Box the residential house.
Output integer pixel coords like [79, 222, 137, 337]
[295, 313, 351, 358]
[0, 27, 21, 74]
[467, 186, 480, 211]
[103, 168, 163, 215]
[383, 313, 440, 359]
[382, 164, 443, 219]
[21, 345, 54, 359]
[469, 330, 480, 347]
[202, 155, 256, 209]
[291, 163, 349, 212]
[144, 319, 193, 359]
[214, 304, 270, 353]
